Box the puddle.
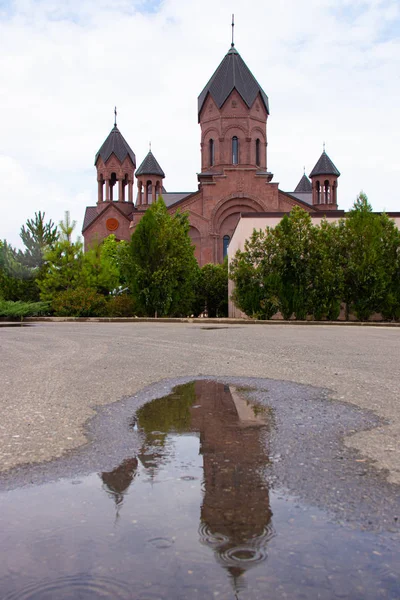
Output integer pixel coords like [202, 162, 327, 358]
[0, 381, 399, 599]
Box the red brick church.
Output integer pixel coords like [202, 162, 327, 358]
[82, 40, 341, 264]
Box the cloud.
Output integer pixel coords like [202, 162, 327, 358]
[0, 0, 399, 247]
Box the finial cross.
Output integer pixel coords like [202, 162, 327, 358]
[231, 14, 235, 47]
[114, 106, 117, 127]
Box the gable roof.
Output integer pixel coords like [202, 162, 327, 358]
[95, 126, 136, 166]
[198, 46, 269, 120]
[309, 151, 340, 178]
[82, 203, 134, 233]
[136, 151, 165, 177]
[294, 173, 312, 193]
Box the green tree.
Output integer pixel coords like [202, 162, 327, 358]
[273, 207, 314, 320]
[39, 212, 85, 303]
[341, 193, 395, 321]
[229, 227, 281, 319]
[126, 198, 198, 317]
[195, 259, 229, 317]
[18, 211, 58, 269]
[308, 219, 344, 320]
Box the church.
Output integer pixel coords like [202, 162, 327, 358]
[82, 39, 342, 264]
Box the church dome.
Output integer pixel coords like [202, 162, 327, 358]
[95, 125, 136, 166]
[309, 151, 340, 178]
[136, 150, 165, 178]
[198, 45, 269, 121]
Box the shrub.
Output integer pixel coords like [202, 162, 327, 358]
[106, 294, 138, 317]
[0, 299, 49, 319]
[51, 287, 107, 317]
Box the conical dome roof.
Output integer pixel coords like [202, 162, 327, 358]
[136, 150, 165, 178]
[294, 173, 312, 193]
[198, 46, 269, 120]
[95, 126, 136, 166]
[309, 151, 340, 178]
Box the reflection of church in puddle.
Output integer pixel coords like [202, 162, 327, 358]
[100, 381, 274, 589]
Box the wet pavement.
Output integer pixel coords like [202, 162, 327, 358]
[0, 380, 399, 599]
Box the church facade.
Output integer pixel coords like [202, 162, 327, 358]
[82, 42, 342, 264]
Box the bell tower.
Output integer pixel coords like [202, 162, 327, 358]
[309, 148, 340, 210]
[135, 148, 165, 206]
[197, 37, 270, 177]
[94, 109, 136, 210]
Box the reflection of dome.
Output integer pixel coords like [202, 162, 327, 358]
[101, 458, 138, 507]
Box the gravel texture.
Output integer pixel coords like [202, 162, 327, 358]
[0, 322, 399, 491]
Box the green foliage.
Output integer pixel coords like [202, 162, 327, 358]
[195, 259, 229, 317]
[126, 198, 198, 317]
[230, 196, 400, 321]
[136, 382, 196, 447]
[39, 213, 84, 303]
[51, 287, 107, 317]
[18, 211, 58, 269]
[308, 219, 343, 320]
[0, 299, 49, 318]
[0, 240, 40, 302]
[106, 293, 138, 317]
[341, 194, 400, 320]
[230, 228, 280, 319]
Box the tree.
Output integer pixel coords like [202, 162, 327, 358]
[196, 259, 229, 317]
[340, 193, 396, 321]
[229, 227, 281, 319]
[126, 198, 198, 317]
[18, 211, 58, 269]
[308, 219, 344, 320]
[39, 212, 84, 303]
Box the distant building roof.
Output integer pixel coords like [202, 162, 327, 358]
[294, 173, 312, 193]
[95, 126, 136, 166]
[163, 193, 193, 207]
[136, 150, 165, 178]
[198, 45, 269, 120]
[309, 151, 340, 178]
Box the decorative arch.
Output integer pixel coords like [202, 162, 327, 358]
[211, 195, 265, 235]
[221, 124, 248, 137]
[201, 126, 220, 144]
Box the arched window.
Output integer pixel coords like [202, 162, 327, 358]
[324, 180, 330, 204]
[256, 138, 261, 167]
[223, 235, 230, 259]
[146, 180, 152, 204]
[232, 136, 239, 165]
[316, 180, 321, 204]
[209, 139, 215, 167]
[110, 172, 117, 201]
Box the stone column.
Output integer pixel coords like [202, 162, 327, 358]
[98, 180, 103, 203]
[152, 180, 156, 203]
[119, 179, 124, 202]
[105, 180, 110, 201]
[129, 181, 134, 203]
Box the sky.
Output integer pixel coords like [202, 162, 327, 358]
[0, 0, 399, 248]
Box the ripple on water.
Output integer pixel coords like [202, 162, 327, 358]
[2, 575, 133, 600]
[147, 537, 175, 549]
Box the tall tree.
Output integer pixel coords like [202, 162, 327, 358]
[126, 198, 198, 317]
[18, 211, 58, 269]
[38, 212, 84, 302]
[341, 193, 394, 321]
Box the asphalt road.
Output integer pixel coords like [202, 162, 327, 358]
[1, 322, 399, 485]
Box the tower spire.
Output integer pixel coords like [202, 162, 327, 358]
[231, 14, 235, 47]
[114, 106, 117, 128]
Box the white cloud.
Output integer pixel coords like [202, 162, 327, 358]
[0, 0, 399, 247]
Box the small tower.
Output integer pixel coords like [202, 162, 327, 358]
[95, 111, 136, 208]
[135, 149, 165, 206]
[294, 172, 312, 194]
[309, 149, 340, 210]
